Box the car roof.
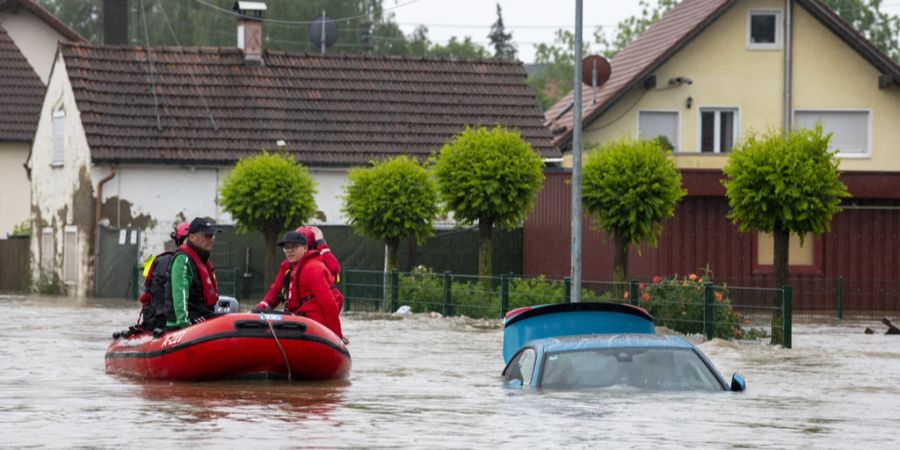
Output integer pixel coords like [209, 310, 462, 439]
[529, 334, 696, 354]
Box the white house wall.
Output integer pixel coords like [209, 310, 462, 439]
[0, 9, 67, 84]
[29, 54, 94, 297]
[92, 164, 351, 264]
[92, 164, 227, 263]
[0, 142, 30, 236]
[308, 167, 350, 225]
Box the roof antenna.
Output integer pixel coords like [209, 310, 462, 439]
[159, 1, 218, 131]
[138, 0, 162, 131]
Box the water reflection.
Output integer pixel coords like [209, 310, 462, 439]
[134, 380, 348, 424]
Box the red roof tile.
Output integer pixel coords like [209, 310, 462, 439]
[0, 23, 44, 142]
[61, 43, 559, 165]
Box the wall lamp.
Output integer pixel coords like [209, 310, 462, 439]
[686, 96, 693, 109]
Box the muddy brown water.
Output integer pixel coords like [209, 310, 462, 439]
[1, 295, 898, 448]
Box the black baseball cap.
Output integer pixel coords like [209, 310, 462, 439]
[277, 230, 308, 247]
[187, 217, 221, 235]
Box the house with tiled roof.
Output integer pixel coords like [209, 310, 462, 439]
[28, 12, 557, 296]
[527, 0, 900, 311]
[0, 0, 83, 237]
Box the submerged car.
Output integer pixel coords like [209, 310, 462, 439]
[501, 303, 745, 392]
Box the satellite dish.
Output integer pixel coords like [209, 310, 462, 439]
[581, 55, 611, 87]
[309, 15, 339, 52]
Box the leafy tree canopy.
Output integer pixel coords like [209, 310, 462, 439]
[582, 137, 685, 248]
[219, 151, 317, 281]
[220, 152, 317, 237]
[722, 125, 850, 241]
[434, 126, 544, 230]
[342, 156, 438, 245]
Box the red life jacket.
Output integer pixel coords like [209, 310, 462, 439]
[177, 243, 219, 307]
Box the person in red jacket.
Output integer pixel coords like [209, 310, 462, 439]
[254, 231, 345, 342]
[296, 225, 343, 311]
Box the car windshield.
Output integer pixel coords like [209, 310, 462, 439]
[539, 347, 723, 391]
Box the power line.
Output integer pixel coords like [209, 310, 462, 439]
[394, 22, 619, 29]
[158, 0, 218, 131]
[138, 0, 162, 131]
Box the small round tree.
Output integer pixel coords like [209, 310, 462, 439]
[434, 126, 544, 279]
[220, 152, 317, 283]
[342, 156, 439, 271]
[723, 125, 849, 344]
[582, 137, 685, 282]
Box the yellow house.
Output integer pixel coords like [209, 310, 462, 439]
[528, 0, 900, 312]
[547, 0, 899, 168]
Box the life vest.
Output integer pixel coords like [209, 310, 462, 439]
[176, 243, 219, 307]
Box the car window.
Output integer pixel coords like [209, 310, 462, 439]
[504, 348, 536, 386]
[539, 347, 722, 391]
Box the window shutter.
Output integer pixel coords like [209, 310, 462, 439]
[64, 226, 78, 284]
[52, 111, 65, 166]
[794, 110, 869, 155]
[41, 228, 53, 274]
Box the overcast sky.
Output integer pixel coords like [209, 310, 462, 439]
[386, 0, 900, 63]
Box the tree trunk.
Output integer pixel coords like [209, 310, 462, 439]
[387, 237, 400, 272]
[263, 230, 279, 287]
[613, 231, 629, 283]
[771, 227, 790, 345]
[405, 234, 417, 271]
[478, 217, 494, 280]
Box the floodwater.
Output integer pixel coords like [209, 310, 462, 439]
[1, 295, 899, 449]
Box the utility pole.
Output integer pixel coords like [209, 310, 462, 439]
[570, 0, 584, 303]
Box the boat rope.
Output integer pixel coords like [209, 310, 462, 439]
[261, 315, 292, 382]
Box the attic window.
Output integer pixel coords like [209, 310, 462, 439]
[748, 10, 782, 50]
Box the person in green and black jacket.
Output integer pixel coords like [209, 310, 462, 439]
[165, 217, 221, 329]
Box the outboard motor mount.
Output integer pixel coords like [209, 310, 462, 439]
[215, 296, 240, 314]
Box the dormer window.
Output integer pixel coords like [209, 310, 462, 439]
[747, 10, 782, 50]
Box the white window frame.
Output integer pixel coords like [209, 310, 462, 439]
[40, 227, 53, 274]
[697, 107, 740, 153]
[637, 110, 680, 152]
[793, 109, 872, 158]
[747, 10, 783, 50]
[63, 225, 78, 285]
[51, 110, 65, 167]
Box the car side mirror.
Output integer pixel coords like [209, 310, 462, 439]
[730, 373, 746, 392]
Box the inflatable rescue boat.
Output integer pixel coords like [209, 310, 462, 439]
[105, 312, 351, 381]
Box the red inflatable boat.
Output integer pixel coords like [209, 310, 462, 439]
[105, 313, 351, 381]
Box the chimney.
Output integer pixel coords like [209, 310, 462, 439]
[233, 1, 267, 66]
[103, 0, 129, 45]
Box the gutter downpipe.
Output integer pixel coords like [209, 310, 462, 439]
[92, 164, 117, 296]
[784, 0, 793, 134]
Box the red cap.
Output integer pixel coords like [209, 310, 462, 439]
[295, 226, 316, 248]
[175, 222, 189, 239]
